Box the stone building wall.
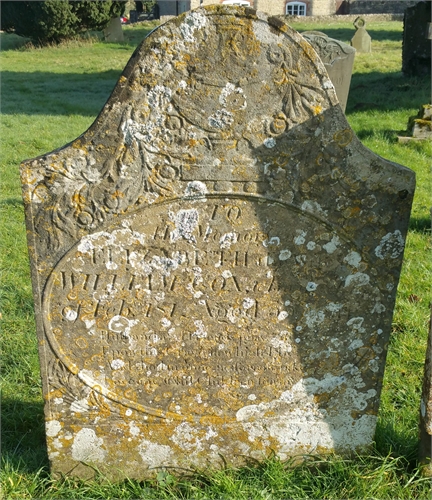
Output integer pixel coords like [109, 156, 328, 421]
[161, 0, 415, 20]
[311, 0, 336, 16]
[348, 0, 418, 14]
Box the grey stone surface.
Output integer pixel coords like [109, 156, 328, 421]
[104, 17, 124, 43]
[419, 305, 432, 476]
[21, 6, 415, 480]
[351, 17, 372, 52]
[398, 105, 432, 143]
[402, 1, 431, 77]
[301, 31, 355, 112]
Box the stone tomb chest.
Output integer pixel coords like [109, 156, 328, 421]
[21, 6, 414, 479]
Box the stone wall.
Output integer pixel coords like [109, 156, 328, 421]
[162, 0, 412, 20]
[311, 0, 336, 16]
[348, 0, 418, 15]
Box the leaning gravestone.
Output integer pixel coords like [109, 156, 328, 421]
[419, 304, 432, 476]
[351, 17, 372, 53]
[21, 6, 414, 480]
[301, 31, 355, 112]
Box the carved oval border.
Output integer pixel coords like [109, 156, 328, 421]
[41, 194, 363, 422]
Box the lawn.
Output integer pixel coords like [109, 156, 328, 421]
[1, 16, 431, 499]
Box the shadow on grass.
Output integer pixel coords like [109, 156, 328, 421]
[1, 397, 49, 474]
[375, 418, 420, 465]
[1, 70, 122, 117]
[0, 198, 24, 207]
[346, 72, 431, 115]
[409, 216, 432, 233]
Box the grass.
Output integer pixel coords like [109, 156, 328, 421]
[1, 17, 432, 499]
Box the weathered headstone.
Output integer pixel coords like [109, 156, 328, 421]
[103, 17, 124, 43]
[419, 306, 432, 476]
[351, 17, 372, 53]
[21, 6, 415, 480]
[301, 31, 356, 112]
[398, 104, 432, 143]
[402, 1, 431, 77]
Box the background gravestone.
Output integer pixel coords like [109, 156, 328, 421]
[402, 1, 432, 77]
[301, 31, 356, 113]
[419, 302, 432, 476]
[104, 17, 124, 42]
[351, 17, 372, 53]
[21, 6, 414, 480]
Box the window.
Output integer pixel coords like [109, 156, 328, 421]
[286, 1, 306, 15]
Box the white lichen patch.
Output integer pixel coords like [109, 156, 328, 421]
[263, 236, 280, 247]
[236, 373, 377, 453]
[346, 317, 365, 332]
[129, 421, 141, 437]
[323, 235, 340, 254]
[277, 311, 288, 321]
[279, 249, 291, 260]
[375, 230, 404, 259]
[326, 302, 343, 313]
[170, 209, 199, 242]
[371, 302, 386, 314]
[147, 85, 172, 110]
[171, 422, 204, 452]
[77, 228, 146, 255]
[108, 315, 137, 339]
[269, 336, 292, 353]
[208, 109, 234, 129]
[344, 273, 370, 288]
[301, 200, 328, 217]
[185, 181, 208, 197]
[294, 230, 307, 245]
[161, 318, 172, 328]
[264, 137, 276, 148]
[64, 307, 77, 322]
[180, 11, 207, 43]
[71, 428, 106, 462]
[344, 251, 362, 268]
[138, 439, 173, 467]
[46, 420, 62, 437]
[110, 359, 125, 370]
[192, 320, 207, 338]
[219, 83, 247, 109]
[348, 339, 364, 350]
[304, 309, 325, 328]
[70, 397, 90, 413]
[242, 297, 255, 310]
[306, 282, 318, 292]
[219, 232, 238, 249]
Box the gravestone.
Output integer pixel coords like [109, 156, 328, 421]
[398, 105, 432, 143]
[21, 6, 415, 480]
[103, 17, 124, 43]
[351, 17, 372, 53]
[301, 31, 356, 112]
[419, 306, 432, 476]
[402, 1, 431, 77]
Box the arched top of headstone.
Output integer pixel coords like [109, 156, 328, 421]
[23, 5, 344, 268]
[354, 17, 366, 29]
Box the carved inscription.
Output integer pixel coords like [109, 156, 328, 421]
[43, 196, 371, 419]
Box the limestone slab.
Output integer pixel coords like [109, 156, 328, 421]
[21, 6, 415, 479]
[351, 17, 371, 53]
[301, 31, 355, 112]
